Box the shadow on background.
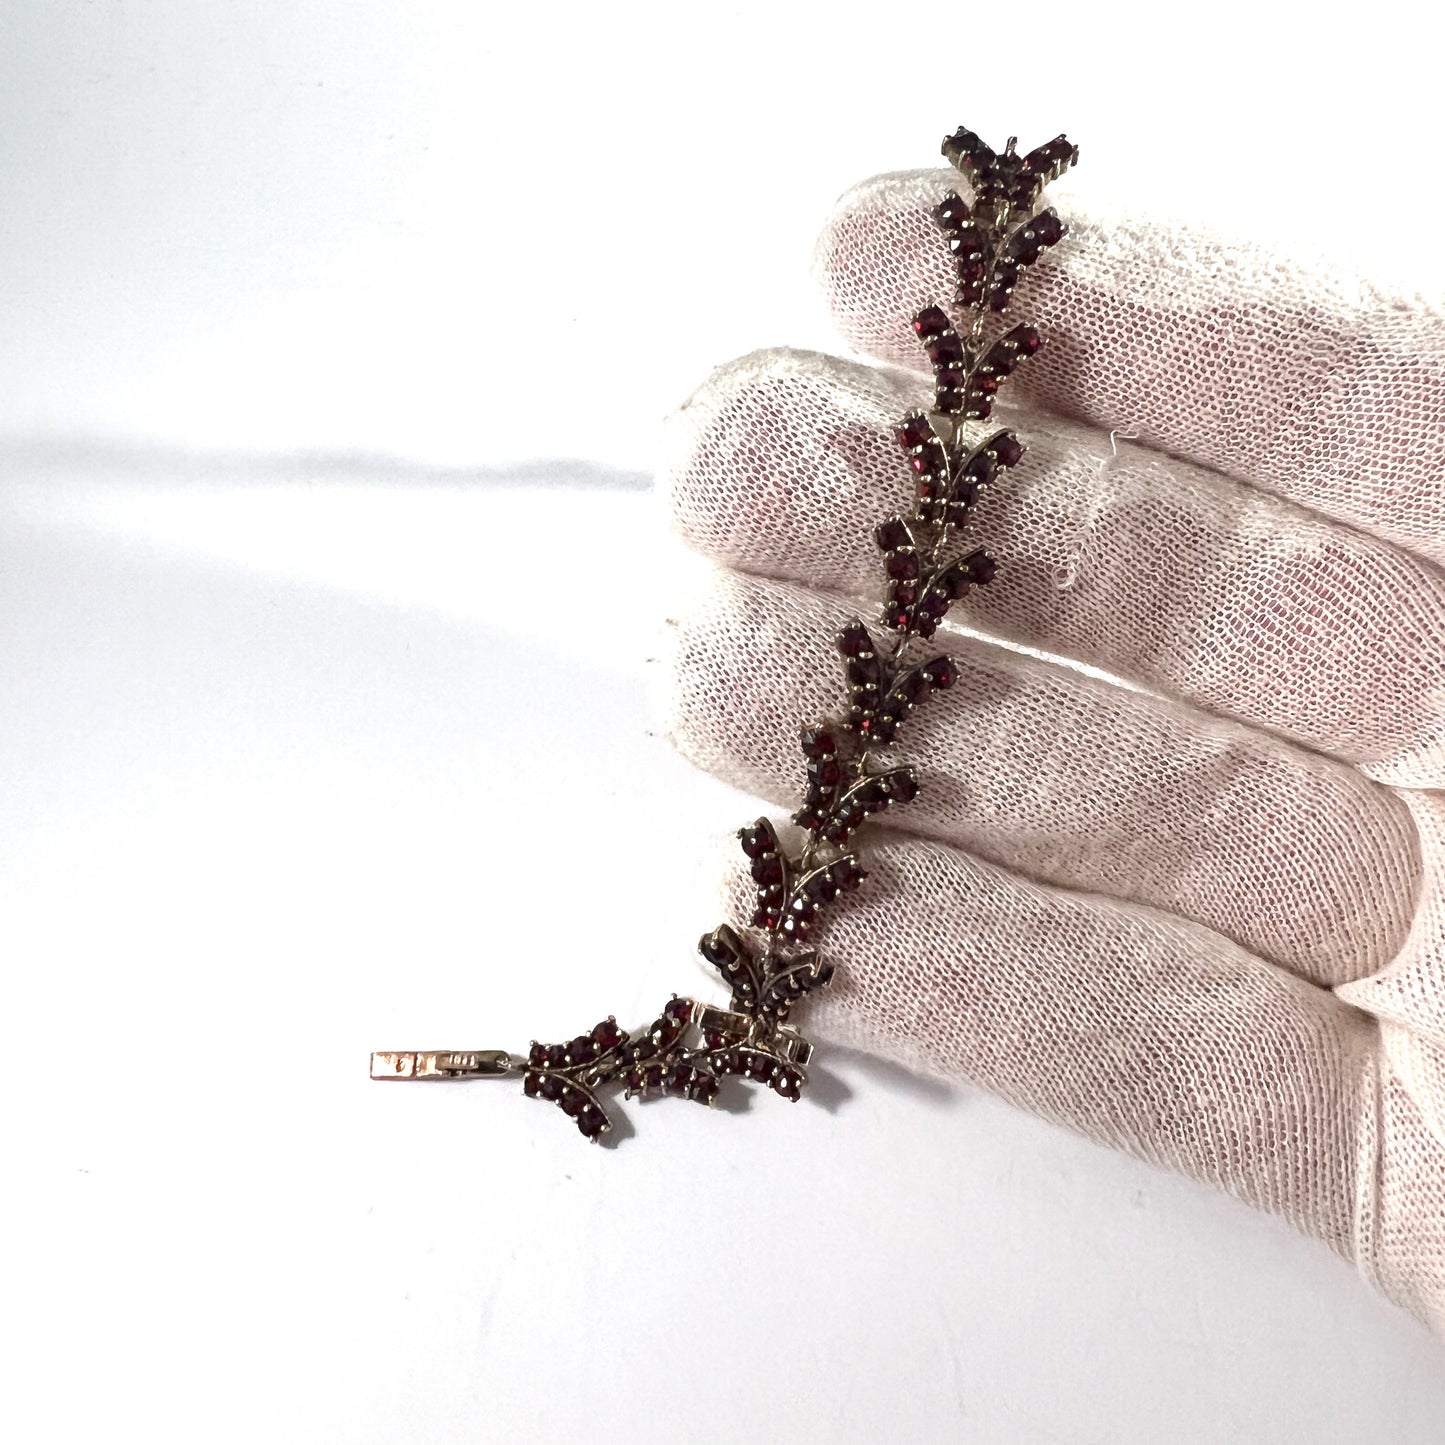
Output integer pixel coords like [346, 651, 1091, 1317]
[0, 434, 652, 491]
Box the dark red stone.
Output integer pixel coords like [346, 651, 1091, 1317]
[592, 1019, 623, 1050]
[1037, 136, 1077, 170]
[567, 1037, 598, 1065]
[540, 1075, 562, 1101]
[889, 770, 919, 803]
[875, 518, 911, 552]
[882, 697, 910, 730]
[858, 780, 889, 813]
[837, 623, 872, 658]
[991, 431, 1023, 467]
[812, 756, 843, 787]
[1015, 324, 1042, 355]
[561, 1090, 585, 1117]
[943, 127, 988, 171]
[751, 852, 783, 886]
[968, 550, 998, 584]
[1005, 219, 1046, 266]
[912, 305, 949, 340]
[523, 1071, 543, 1097]
[896, 414, 932, 450]
[947, 225, 986, 258]
[739, 822, 774, 858]
[926, 333, 965, 366]
[911, 440, 947, 475]
[805, 870, 840, 901]
[886, 550, 920, 582]
[793, 802, 825, 831]
[665, 997, 693, 1024]
[1032, 209, 1064, 246]
[699, 928, 740, 968]
[930, 658, 959, 690]
[934, 191, 969, 229]
[964, 451, 997, 487]
[967, 456, 998, 490]
[800, 724, 837, 759]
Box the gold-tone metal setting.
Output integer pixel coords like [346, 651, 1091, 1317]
[368, 123, 1076, 1143]
[370, 1049, 515, 1081]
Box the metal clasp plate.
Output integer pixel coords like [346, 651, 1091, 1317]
[370, 1050, 514, 1080]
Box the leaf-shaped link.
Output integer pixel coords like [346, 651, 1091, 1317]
[418, 123, 1081, 1144]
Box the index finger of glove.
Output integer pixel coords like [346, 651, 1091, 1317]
[662, 348, 1445, 789]
[815, 169, 1445, 569]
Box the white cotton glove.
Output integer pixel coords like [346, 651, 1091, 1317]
[657, 168, 1445, 1331]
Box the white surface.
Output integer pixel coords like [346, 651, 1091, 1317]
[3, 3, 1444, 1439]
[4, 465, 1444, 1444]
[1, 1, 1442, 467]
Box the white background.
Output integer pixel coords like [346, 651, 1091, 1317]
[3, 3, 1444, 1441]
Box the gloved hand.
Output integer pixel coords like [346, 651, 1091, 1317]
[658, 166, 1445, 1330]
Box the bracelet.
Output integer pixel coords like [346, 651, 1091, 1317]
[370, 124, 1079, 1143]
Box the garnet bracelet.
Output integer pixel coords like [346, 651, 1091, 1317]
[370, 125, 1079, 1142]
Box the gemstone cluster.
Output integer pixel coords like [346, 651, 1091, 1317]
[515, 126, 1077, 1140]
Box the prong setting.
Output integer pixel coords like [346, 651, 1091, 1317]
[369, 124, 1075, 1142]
